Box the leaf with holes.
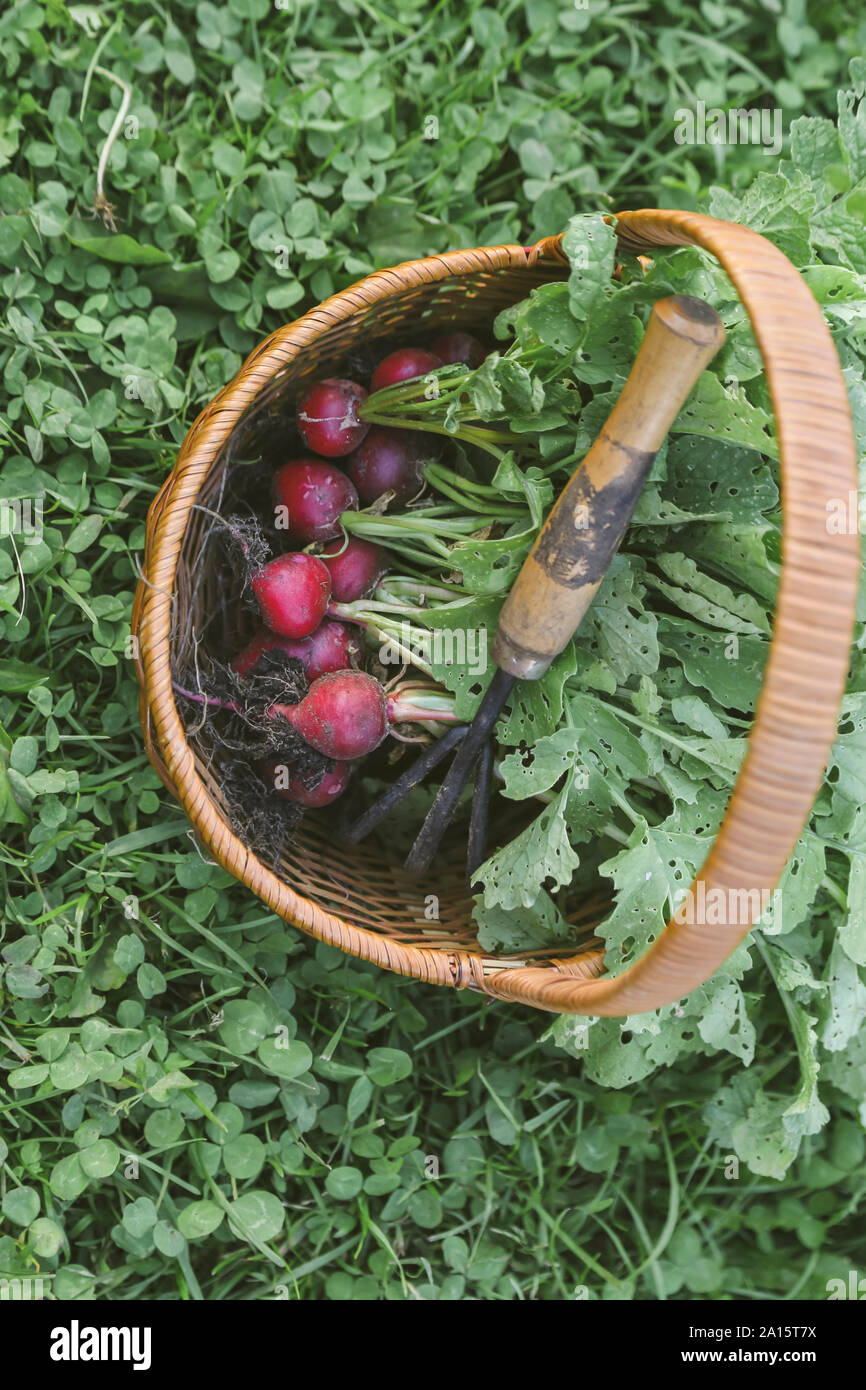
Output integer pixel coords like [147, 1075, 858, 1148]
[476, 777, 581, 911]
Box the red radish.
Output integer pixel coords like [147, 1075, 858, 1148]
[272, 458, 358, 543]
[298, 618, 362, 679]
[276, 670, 389, 759]
[260, 757, 351, 807]
[296, 379, 370, 457]
[321, 536, 389, 602]
[269, 671, 459, 759]
[345, 427, 428, 506]
[173, 671, 458, 759]
[370, 348, 441, 393]
[232, 628, 285, 678]
[232, 619, 362, 682]
[430, 331, 486, 367]
[251, 552, 331, 639]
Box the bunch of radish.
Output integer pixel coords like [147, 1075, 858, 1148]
[211, 331, 486, 811]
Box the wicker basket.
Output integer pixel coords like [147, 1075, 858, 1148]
[131, 209, 859, 1017]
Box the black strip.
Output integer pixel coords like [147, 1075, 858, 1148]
[404, 669, 515, 878]
[532, 447, 656, 589]
[338, 723, 467, 844]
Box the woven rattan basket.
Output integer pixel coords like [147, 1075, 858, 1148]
[131, 209, 859, 1017]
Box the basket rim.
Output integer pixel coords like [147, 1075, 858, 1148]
[132, 213, 860, 1016]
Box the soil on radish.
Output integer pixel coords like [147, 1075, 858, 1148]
[172, 649, 344, 864]
[219, 758, 304, 868]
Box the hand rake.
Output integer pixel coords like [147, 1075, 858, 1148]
[340, 294, 726, 880]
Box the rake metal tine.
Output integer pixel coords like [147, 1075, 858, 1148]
[338, 723, 468, 845]
[466, 737, 494, 889]
[403, 669, 515, 878]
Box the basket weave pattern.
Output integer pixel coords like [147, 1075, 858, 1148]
[132, 210, 859, 1016]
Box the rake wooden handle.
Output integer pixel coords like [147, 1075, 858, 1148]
[492, 295, 726, 680]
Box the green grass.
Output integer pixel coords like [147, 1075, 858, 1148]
[0, 0, 864, 1301]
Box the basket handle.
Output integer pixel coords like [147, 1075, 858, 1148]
[484, 209, 860, 1016]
